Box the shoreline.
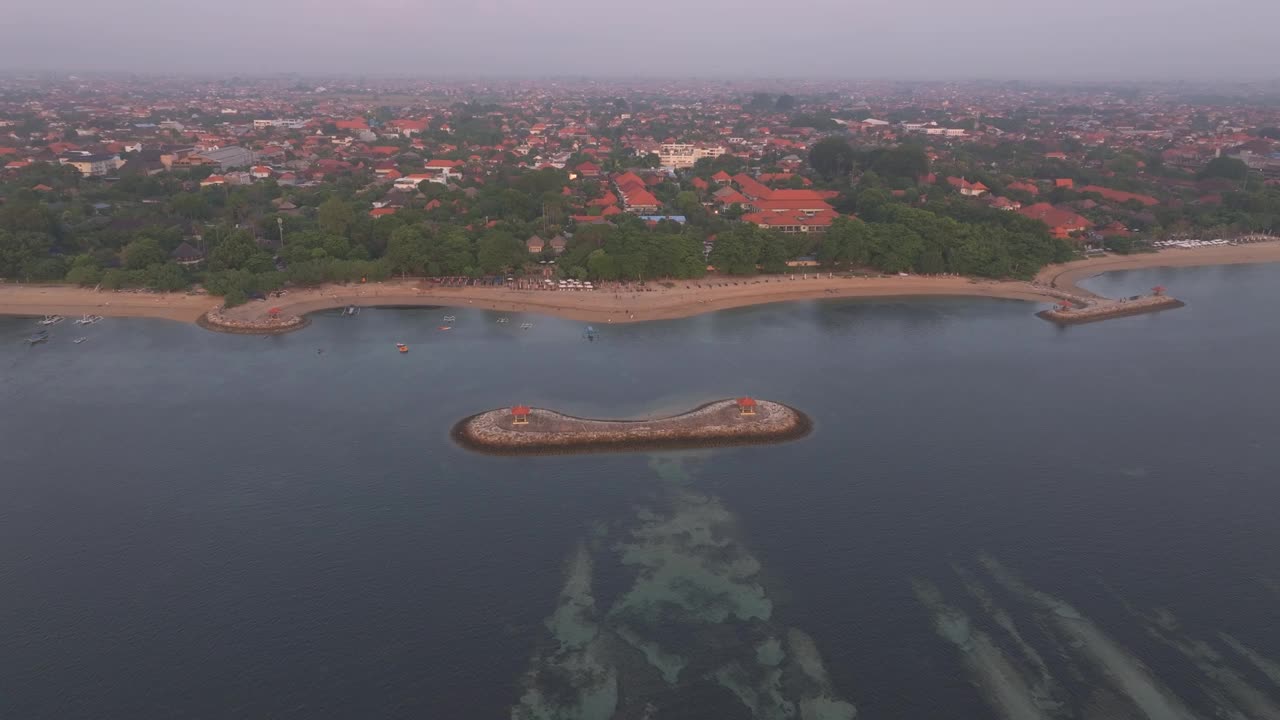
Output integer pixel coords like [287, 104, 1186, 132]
[3, 242, 1280, 332]
[1034, 243, 1280, 296]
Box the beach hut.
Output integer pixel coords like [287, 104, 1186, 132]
[511, 405, 531, 425]
[737, 397, 758, 416]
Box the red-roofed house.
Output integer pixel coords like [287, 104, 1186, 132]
[424, 159, 462, 182]
[732, 173, 773, 200]
[590, 190, 618, 208]
[947, 177, 989, 197]
[1018, 203, 1092, 239]
[742, 209, 836, 234]
[1078, 185, 1159, 207]
[388, 119, 429, 136]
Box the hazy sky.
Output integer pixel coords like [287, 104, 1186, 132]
[6, 0, 1278, 81]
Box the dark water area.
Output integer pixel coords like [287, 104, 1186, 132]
[2, 264, 1279, 719]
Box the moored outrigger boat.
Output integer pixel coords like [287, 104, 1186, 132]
[25, 330, 49, 345]
[38, 315, 64, 326]
[74, 314, 103, 325]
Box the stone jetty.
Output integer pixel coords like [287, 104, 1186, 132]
[1037, 294, 1184, 326]
[452, 399, 811, 455]
[198, 308, 309, 334]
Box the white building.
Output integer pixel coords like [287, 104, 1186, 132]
[657, 143, 727, 169]
[59, 153, 123, 177]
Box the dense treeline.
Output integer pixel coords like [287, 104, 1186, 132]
[10, 137, 1276, 301]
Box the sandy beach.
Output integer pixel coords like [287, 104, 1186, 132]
[0, 284, 217, 323]
[4, 242, 1280, 331]
[1035, 242, 1280, 296]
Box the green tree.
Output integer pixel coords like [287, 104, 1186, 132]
[146, 263, 189, 292]
[475, 231, 525, 274]
[1197, 156, 1249, 181]
[318, 196, 356, 237]
[208, 231, 271, 272]
[0, 230, 53, 278]
[808, 137, 856, 181]
[64, 255, 103, 286]
[123, 237, 167, 270]
[386, 225, 429, 276]
[709, 225, 764, 275]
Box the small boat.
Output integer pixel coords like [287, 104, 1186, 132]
[396, 343, 409, 353]
[343, 305, 360, 316]
[583, 325, 599, 341]
[443, 315, 456, 322]
[37, 315, 64, 326]
[74, 337, 88, 344]
[520, 322, 534, 330]
[25, 331, 49, 345]
[496, 317, 509, 324]
[74, 314, 103, 325]
[438, 325, 452, 331]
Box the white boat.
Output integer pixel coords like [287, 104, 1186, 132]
[443, 315, 456, 322]
[37, 315, 64, 326]
[520, 322, 534, 330]
[74, 314, 103, 325]
[496, 317, 510, 324]
[74, 337, 88, 344]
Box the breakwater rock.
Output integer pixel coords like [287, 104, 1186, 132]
[453, 399, 811, 455]
[1037, 295, 1185, 326]
[198, 308, 309, 335]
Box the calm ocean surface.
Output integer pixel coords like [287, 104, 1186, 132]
[2, 265, 1279, 719]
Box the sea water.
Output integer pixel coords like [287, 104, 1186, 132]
[1, 264, 1278, 719]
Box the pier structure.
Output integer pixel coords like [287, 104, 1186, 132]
[1036, 285, 1184, 325]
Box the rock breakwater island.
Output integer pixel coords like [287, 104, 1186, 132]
[453, 399, 811, 455]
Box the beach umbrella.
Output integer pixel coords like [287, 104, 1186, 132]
[268, 307, 282, 317]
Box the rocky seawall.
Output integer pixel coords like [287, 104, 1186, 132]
[198, 309, 310, 335]
[453, 399, 811, 455]
[1037, 295, 1185, 326]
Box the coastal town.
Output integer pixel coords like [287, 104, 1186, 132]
[3, 74, 1280, 328]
